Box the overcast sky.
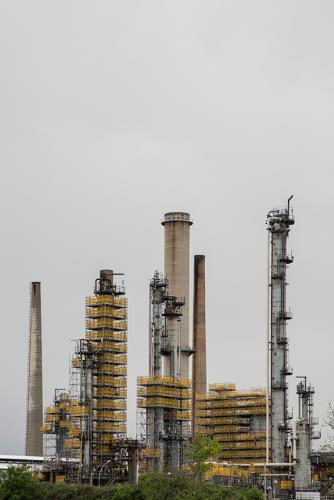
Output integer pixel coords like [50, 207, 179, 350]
[0, 1, 333, 454]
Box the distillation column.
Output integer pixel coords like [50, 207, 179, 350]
[294, 378, 319, 491]
[147, 272, 167, 471]
[162, 212, 192, 379]
[192, 255, 207, 438]
[267, 200, 294, 464]
[137, 271, 192, 473]
[26, 281, 43, 456]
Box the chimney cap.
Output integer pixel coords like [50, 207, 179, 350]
[162, 212, 193, 226]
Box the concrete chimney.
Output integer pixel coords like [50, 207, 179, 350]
[26, 282, 43, 456]
[192, 255, 207, 437]
[162, 212, 192, 379]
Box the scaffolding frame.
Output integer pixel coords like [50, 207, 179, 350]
[137, 272, 192, 473]
[195, 385, 267, 463]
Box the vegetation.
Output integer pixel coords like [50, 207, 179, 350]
[323, 403, 334, 451]
[185, 435, 221, 480]
[0, 466, 45, 500]
[0, 467, 263, 500]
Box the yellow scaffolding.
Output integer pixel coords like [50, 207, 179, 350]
[137, 397, 191, 409]
[93, 411, 126, 421]
[209, 383, 236, 392]
[219, 449, 266, 459]
[86, 319, 127, 331]
[86, 331, 127, 342]
[86, 307, 127, 319]
[100, 353, 127, 364]
[94, 399, 126, 410]
[64, 438, 81, 449]
[137, 375, 191, 388]
[195, 383, 267, 464]
[94, 342, 127, 353]
[86, 296, 127, 308]
[137, 386, 191, 399]
[143, 448, 161, 458]
[95, 422, 126, 432]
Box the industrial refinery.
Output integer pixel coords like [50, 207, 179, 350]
[19, 201, 327, 498]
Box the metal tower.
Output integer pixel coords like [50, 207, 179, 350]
[137, 272, 192, 472]
[294, 377, 320, 491]
[267, 197, 294, 464]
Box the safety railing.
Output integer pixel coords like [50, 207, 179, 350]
[199, 407, 265, 417]
[86, 296, 128, 308]
[68, 406, 88, 417]
[137, 397, 191, 409]
[94, 399, 126, 409]
[137, 375, 191, 388]
[44, 414, 59, 422]
[93, 411, 126, 421]
[176, 410, 191, 421]
[215, 432, 268, 442]
[219, 449, 266, 458]
[97, 364, 127, 375]
[209, 383, 236, 392]
[68, 427, 80, 438]
[196, 416, 250, 425]
[94, 400, 126, 410]
[100, 353, 127, 364]
[95, 422, 126, 432]
[137, 386, 191, 399]
[143, 448, 161, 458]
[40, 424, 52, 432]
[209, 397, 266, 409]
[93, 378, 127, 389]
[94, 342, 127, 353]
[86, 331, 127, 342]
[86, 319, 127, 331]
[86, 307, 127, 319]
[59, 420, 71, 428]
[64, 438, 81, 449]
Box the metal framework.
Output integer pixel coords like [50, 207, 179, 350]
[137, 272, 192, 472]
[42, 270, 139, 485]
[294, 377, 320, 491]
[195, 384, 267, 463]
[267, 197, 295, 464]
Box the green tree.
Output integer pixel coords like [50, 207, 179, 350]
[0, 465, 44, 500]
[321, 402, 334, 451]
[185, 435, 221, 480]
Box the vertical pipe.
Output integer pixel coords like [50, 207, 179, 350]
[267, 201, 294, 468]
[162, 212, 192, 379]
[264, 231, 271, 498]
[192, 255, 207, 438]
[26, 282, 43, 456]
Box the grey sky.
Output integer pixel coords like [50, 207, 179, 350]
[0, 1, 333, 453]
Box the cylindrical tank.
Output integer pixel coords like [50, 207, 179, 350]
[162, 212, 192, 379]
[26, 282, 43, 456]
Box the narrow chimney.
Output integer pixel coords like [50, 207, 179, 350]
[192, 255, 207, 438]
[26, 282, 43, 456]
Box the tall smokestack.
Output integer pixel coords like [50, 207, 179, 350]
[162, 212, 192, 379]
[192, 255, 207, 437]
[26, 282, 43, 456]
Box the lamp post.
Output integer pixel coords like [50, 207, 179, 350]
[98, 459, 111, 486]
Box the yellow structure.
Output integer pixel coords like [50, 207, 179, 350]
[137, 375, 192, 470]
[42, 270, 131, 484]
[195, 383, 267, 463]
